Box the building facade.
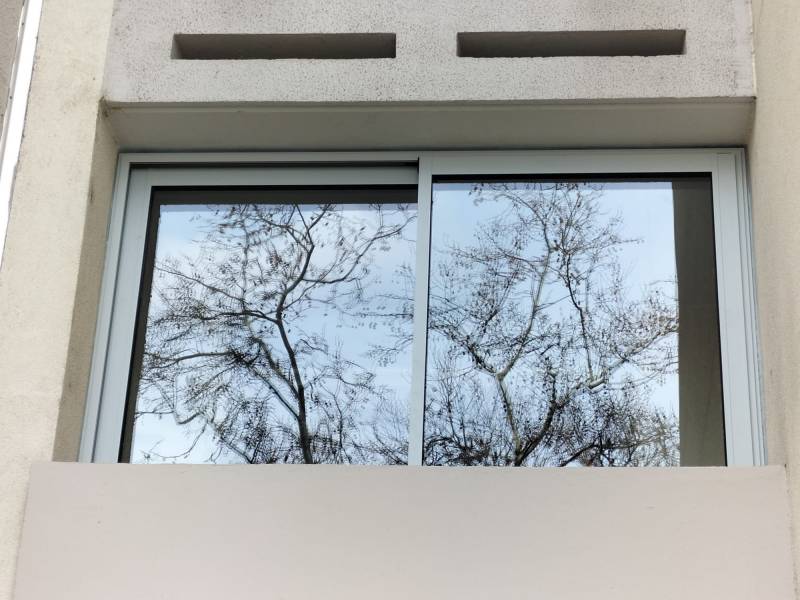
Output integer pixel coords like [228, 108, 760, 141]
[0, 0, 799, 598]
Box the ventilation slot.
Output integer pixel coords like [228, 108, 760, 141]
[172, 33, 397, 60]
[457, 30, 686, 58]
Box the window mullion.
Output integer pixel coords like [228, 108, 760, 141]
[407, 155, 434, 466]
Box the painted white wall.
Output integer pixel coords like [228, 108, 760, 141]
[0, 0, 24, 128]
[13, 463, 796, 600]
[0, 1, 117, 598]
[748, 0, 800, 590]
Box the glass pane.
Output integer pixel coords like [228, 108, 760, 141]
[125, 188, 417, 464]
[424, 178, 724, 467]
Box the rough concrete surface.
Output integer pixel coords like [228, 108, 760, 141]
[105, 100, 755, 151]
[104, 0, 754, 105]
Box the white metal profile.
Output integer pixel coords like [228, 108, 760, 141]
[0, 0, 43, 266]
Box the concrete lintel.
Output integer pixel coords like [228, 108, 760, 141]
[106, 99, 755, 152]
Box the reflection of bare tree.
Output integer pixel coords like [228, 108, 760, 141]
[135, 202, 415, 464]
[423, 182, 679, 466]
[137, 184, 679, 467]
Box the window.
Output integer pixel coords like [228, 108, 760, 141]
[125, 188, 417, 464]
[424, 178, 722, 467]
[82, 151, 762, 467]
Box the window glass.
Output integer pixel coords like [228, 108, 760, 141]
[423, 178, 724, 466]
[118, 175, 728, 467]
[124, 188, 417, 464]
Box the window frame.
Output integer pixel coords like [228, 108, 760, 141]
[80, 150, 763, 467]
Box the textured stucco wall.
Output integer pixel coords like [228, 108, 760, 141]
[103, 0, 755, 151]
[105, 0, 753, 104]
[3, 0, 800, 598]
[0, 0, 22, 129]
[0, 1, 117, 598]
[102, 0, 755, 151]
[748, 0, 800, 590]
[13, 464, 797, 600]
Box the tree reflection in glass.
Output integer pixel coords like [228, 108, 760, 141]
[424, 181, 686, 467]
[127, 190, 417, 464]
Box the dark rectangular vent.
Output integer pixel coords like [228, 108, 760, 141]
[457, 30, 686, 58]
[172, 33, 397, 60]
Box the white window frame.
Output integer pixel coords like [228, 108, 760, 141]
[80, 149, 763, 467]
